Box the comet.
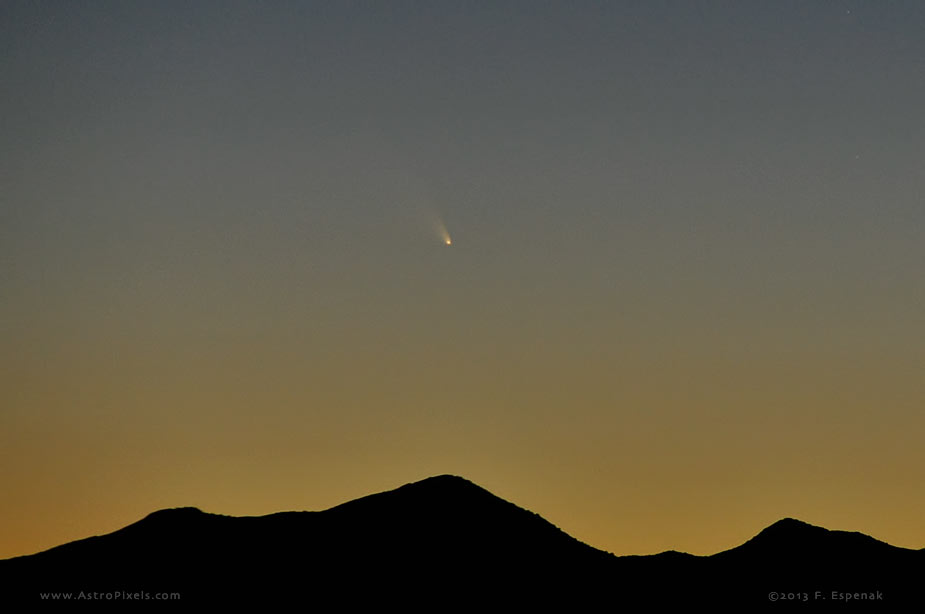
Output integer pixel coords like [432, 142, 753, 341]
[435, 219, 452, 246]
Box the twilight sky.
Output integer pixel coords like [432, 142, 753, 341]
[2, 1, 924, 558]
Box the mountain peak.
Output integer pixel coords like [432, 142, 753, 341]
[714, 515, 907, 567]
[143, 506, 206, 520]
[757, 517, 822, 537]
[734, 517, 838, 554]
[393, 474, 489, 497]
[325, 474, 503, 516]
[400, 473, 480, 489]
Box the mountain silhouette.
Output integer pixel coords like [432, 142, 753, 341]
[2, 475, 920, 608]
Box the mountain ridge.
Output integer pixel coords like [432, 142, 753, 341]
[2, 474, 920, 607]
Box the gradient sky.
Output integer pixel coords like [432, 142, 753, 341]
[2, 1, 924, 559]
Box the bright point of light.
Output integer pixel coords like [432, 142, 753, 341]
[445, 237, 452, 246]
